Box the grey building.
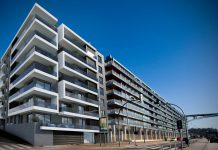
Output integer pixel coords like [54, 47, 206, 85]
[0, 3, 106, 146]
[105, 56, 183, 142]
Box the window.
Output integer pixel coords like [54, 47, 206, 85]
[62, 117, 72, 124]
[100, 98, 104, 105]
[98, 66, 102, 74]
[99, 77, 103, 84]
[101, 110, 105, 116]
[100, 87, 104, 96]
[28, 114, 50, 123]
[98, 55, 102, 63]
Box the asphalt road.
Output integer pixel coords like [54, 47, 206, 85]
[187, 138, 218, 150]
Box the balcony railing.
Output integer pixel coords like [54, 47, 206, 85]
[62, 49, 96, 69]
[60, 106, 99, 117]
[107, 89, 124, 97]
[8, 100, 57, 114]
[64, 35, 86, 52]
[107, 99, 123, 105]
[65, 91, 99, 105]
[10, 46, 57, 76]
[41, 122, 99, 130]
[65, 62, 97, 81]
[11, 31, 56, 63]
[12, 14, 56, 50]
[11, 62, 57, 86]
[61, 76, 98, 93]
[9, 80, 56, 101]
[107, 80, 139, 98]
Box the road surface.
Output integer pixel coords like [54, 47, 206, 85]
[188, 138, 218, 150]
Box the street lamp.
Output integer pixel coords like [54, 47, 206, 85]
[155, 100, 189, 149]
[118, 96, 140, 147]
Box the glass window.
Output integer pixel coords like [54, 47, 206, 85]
[36, 80, 43, 89]
[45, 116, 50, 123]
[62, 117, 72, 124]
[44, 83, 50, 90]
[28, 114, 33, 123]
[101, 110, 105, 116]
[100, 98, 104, 105]
[98, 55, 102, 63]
[62, 117, 68, 124]
[100, 87, 104, 96]
[99, 77, 103, 84]
[98, 66, 102, 74]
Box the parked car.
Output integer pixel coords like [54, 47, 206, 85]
[209, 137, 218, 143]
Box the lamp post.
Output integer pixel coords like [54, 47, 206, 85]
[155, 101, 188, 149]
[118, 97, 139, 147]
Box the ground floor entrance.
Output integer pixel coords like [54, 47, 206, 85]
[53, 131, 84, 145]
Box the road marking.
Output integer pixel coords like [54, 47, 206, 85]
[146, 146, 162, 150]
[17, 144, 32, 149]
[1, 145, 15, 150]
[10, 144, 25, 149]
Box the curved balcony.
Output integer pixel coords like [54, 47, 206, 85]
[60, 106, 99, 119]
[61, 76, 97, 93]
[8, 99, 57, 115]
[62, 49, 96, 70]
[9, 80, 57, 101]
[10, 46, 57, 76]
[11, 31, 56, 63]
[11, 62, 57, 87]
[65, 62, 97, 82]
[65, 91, 99, 105]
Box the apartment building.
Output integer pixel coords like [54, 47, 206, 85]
[105, 56, 183, 142]
[0, 3, 186, 146]
[0, 3, 106, 146]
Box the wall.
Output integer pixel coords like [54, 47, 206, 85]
[5, 123, 53, 146]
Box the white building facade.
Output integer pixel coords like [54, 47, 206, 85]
[0, 3, 106, 146]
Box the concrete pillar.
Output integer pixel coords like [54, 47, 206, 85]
[155, 131, 157, 140]
[146, 129, 148, 140]
[112, 125, 116, 142]
[124, 126, 127, 140]
[121, 131, 123, 141]
[150, 130, 152, 140]
[140, 128, 143, 140]
[110, 131, 113, 142]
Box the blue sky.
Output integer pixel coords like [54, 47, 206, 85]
[0, 0, 218, 129]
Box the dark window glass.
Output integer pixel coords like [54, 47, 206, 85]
[99, 77, 103, 84]
[98, 55, 102, 63]
[98, 66, 102, 74]
[100, 87, 104, 95]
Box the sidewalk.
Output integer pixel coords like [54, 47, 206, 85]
[33, 140, 173, 150]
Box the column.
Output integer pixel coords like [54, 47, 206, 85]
[159, 131, 161, 140]
[146, 129, 148, 140]
[155, 131, 157, 140]
[140, 128, 143, 140]
[112, 125, 116, 142]
[124, 126, 127, 140]
[110, 131, 113, 142]
[121, 131, 123, 141]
